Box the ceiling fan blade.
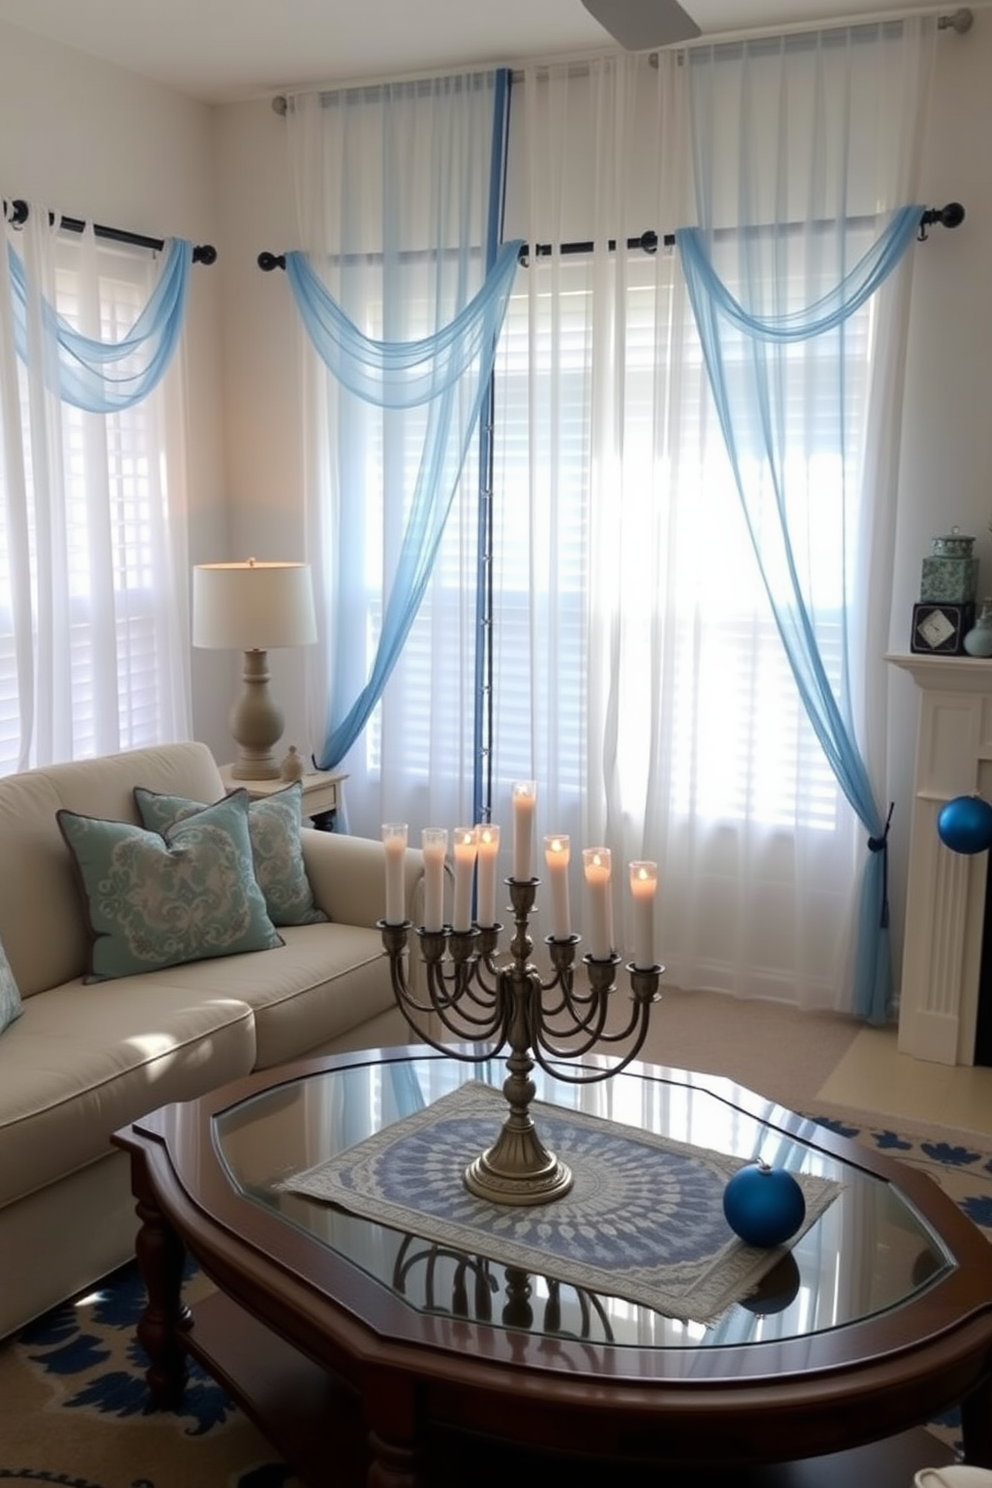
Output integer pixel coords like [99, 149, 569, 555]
[581, 0, 701, 50]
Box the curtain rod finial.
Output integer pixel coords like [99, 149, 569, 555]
[938, 8, 973, 33]
[918, 202, 965, 239]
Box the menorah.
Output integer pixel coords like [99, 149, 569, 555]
[379, 805, 663, 1207]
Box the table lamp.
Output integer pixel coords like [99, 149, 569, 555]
[193, 559, 317, 780]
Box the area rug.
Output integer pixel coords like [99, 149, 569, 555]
[0, 1256, 301, 1488]
[808, 1111, 992, 1461]
[0, 1116, 988, 1487]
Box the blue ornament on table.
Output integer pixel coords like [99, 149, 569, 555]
[936, 795, 992, 856]
[723, 1160, 806, 1248]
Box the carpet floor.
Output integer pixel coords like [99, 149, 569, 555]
[633, 984, 865, 1116]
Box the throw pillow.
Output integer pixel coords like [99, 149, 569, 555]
[58, 791, 283, 982]
[0, 937, 23, 1036]
[134, 782, 328, 928]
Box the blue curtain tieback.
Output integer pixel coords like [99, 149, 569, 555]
[867, 802, 895, 929]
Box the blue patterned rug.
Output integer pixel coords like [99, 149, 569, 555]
[0, 1113, 988, 1486]
[809, 1112, 992, 1461]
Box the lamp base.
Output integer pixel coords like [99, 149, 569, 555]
[229, 649, 284, 781]
[229, 756, 281, 781]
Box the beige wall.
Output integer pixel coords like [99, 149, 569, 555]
[3, 13, 992, 988]
[210, 98, 313, 761]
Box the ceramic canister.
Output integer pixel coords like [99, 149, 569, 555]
[921, 531, 978, 604]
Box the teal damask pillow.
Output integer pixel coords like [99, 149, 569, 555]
[0, 937, 23, 1035]
[134, 782, 327, 928]
[58, 791, 283, 982]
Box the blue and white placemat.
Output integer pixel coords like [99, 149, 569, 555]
[282, 1081, 838, 1323]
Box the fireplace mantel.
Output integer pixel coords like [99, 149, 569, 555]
[887, 652, 992, 1064]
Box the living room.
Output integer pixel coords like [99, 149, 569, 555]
[1, 4, 992, 1483]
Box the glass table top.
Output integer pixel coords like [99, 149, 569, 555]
[211, 1050, 953, 1352]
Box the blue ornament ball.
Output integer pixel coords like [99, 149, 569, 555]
[937, 795, 992, 856]
[723, 1162, 806, 1249]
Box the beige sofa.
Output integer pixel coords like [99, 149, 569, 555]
[0, 741, 422, 1339]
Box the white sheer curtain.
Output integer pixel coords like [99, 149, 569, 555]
[288, 76, 506, 837]
[0, 208, 191, 771]
[493, 33, 930, 1010]
[680, 22, 935, 1020]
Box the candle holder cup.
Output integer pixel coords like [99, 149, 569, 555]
[379, 875, 663, 1207]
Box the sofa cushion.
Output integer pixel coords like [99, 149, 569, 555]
[58, 792, 282, 981]
[134, 782, 328, 929]
[0, 742, 228, 999]
[0, 975, 256, 1209]
[0, 938, 22, 1037]
[214, 923, 397, 1069]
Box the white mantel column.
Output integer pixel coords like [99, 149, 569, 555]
[887, 654, 992, 1065]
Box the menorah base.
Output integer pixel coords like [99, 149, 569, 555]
[464, 1122, 574, 1207]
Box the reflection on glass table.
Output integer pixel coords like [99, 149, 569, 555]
[213, 1051, 952, 1349]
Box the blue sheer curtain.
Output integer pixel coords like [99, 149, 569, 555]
[679, 22, 935, 1022]
[287, 240, 520, 763]
[285, 71, 516, 780]
[6, 230, 191, 410]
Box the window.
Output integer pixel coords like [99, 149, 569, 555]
[0, 229, 188, 772]
[489, 249, 863, 834]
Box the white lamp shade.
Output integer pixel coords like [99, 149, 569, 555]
[193, 560, 317, 651]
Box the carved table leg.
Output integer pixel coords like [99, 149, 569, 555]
[367, 1429, 428, 1488]
[961, 1375, 992, 1466]
[133, 1187, 192, 1409]
[365, 1369, 428, 1488]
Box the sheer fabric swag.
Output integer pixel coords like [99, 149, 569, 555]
[5, 215, 193, 411]
[284, 71, 514, 787]
[677, 19, 936, 1021]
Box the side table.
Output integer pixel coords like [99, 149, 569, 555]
[219, 763, 348, 831]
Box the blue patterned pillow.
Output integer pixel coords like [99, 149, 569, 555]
[0, 938, 22, 1035]
[134, 782, 327, 928]
[58, 791, 283, 982]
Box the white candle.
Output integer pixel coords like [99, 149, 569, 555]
[582, 847, 614, 960]
[543, 834, 571, 940]
[421, 828, 448, 932]
[382, 823, 408, 925]
[452, 826, 478, 932]
[475, 823, 501, 926]
[511, 780, 536, 881]
[629, 860, 658, 970]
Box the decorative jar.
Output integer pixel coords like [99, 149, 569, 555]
[920, 529, 978, 604]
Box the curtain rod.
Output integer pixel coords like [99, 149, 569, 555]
[512, 203, 964, 261]
[4, 200, 217, 265]
[256, 204, 963, 273]
[269, 6, 975, 112]
[661, 4, 974, 53]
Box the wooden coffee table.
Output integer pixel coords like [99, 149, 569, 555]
[112, 1046, 992, 1487]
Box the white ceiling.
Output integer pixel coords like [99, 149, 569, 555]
[0, 0, 972, 103]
